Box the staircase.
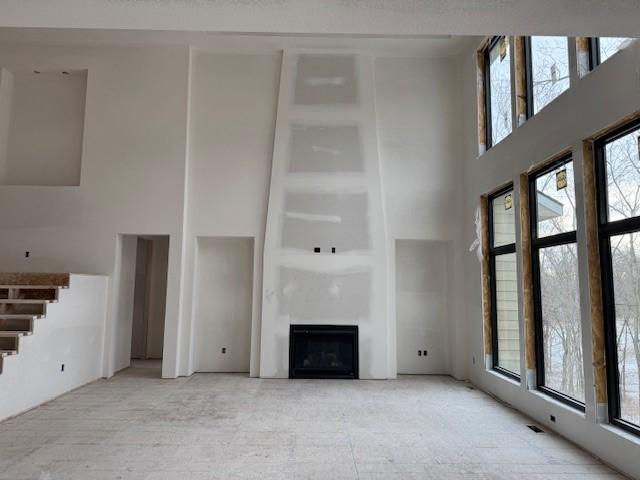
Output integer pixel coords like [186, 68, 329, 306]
[0, 273, 70, 374]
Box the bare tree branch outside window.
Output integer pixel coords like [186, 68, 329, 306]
[605, 128, 640, 426]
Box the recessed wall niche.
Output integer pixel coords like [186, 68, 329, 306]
[0, 68, 87, 186]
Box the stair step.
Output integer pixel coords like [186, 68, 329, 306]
[0, 285, 65, 289]
[0, 317, 34, 333]
[0, 302, 47, 316]
[0, 273, 70, 288]
[0, 287, 58, 301]
[0, 334, 20, 351]
[0, 330, 31, 336]
[0, 314, 42, 319]
[0, 299, 53, 304]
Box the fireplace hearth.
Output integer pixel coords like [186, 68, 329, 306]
[289, 325, 358, 379]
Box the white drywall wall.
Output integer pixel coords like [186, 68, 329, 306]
[0, 67, 14, 183]
[194, 237, 254, 372]
[395, 239, 451, 374]
[4, 69, 86, 186]
[0, 42, 465, 384]
[181, 52, 280, 377]
[375, 56, 465, 379]
[112, 235, 136, 372]
[0, 44, 190, 379]
[0, 274, 108, 421]
[261, 51, 389, 379]
[460, 39, 640, 478]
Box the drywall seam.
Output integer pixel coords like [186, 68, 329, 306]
[0, 67, 14, 183]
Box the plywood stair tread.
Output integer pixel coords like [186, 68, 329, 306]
[0, 273, 70, 288]
[0, 299, 55, 304]
[0, 285, 67, 289]
[0, 298, 57, 304]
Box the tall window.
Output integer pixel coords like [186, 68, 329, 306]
[595, 119, 640, 435]
[489, 186, 520, 378]
[530, 155, 585, 408]
[526, 37, 570, 115]
[591, 37, 636, 66]
[485, 36, 513, 147]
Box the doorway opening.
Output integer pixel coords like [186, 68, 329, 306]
[114, 234, 169, 377]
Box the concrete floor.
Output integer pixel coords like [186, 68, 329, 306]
[0, 361, 624, 480]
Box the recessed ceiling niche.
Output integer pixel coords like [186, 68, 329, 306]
[0, 68, 87, 186]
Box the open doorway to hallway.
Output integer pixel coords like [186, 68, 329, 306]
[130, 237, 168, 361]
[114, 235, 169, 377]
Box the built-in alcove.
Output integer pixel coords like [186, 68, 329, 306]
[0, 68, 87, 186]
[395, 239, 451, 374]
[193, 236, 254, 373]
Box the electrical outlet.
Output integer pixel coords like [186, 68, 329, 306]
[418, 350, 422, 356]
[61, 364, 65, 372]
[25, 251, 30, 258]
[423, 350, 427, 356]
[221, 347, 227, 354]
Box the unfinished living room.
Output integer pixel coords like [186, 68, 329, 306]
[0, 1, 639, 479]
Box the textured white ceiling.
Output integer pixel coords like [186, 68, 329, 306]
[0, 28, 477, 57]
[0, 0, 639, 37]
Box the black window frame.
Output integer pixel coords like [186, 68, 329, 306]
[484, 35, 512, 150]
[529, 153, 586, 411]
[523, 37, 535, 119]
[588, 37, 601, 70]
[595, 117, 640, 437]
[488, 184, 520, 381]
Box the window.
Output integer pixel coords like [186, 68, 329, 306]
[530, 155, 585, 408]
[485, 36, 513, 147]
[526, 37, 570, 115]
[591, 37, 636, 66]
[489, 186, 520, 378]
[595, 118, 640, 435]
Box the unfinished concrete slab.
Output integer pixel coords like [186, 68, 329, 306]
[0, 361, 624, 480]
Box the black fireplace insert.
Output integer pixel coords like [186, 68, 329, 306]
[289, 325, 358, 379]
